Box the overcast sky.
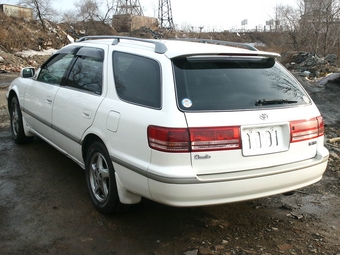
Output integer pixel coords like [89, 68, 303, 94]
[2, 0, 299, 31]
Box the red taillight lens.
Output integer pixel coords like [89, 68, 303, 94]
[189, 126, 241, 152]
[290, 116, 324, 142]
[148, 125, 241, 153]
[148, 126, 190, 152]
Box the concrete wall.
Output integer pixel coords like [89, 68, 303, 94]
[0, 4, 33, 20]
[113, 14, 158, 32]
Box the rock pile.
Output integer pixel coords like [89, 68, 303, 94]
[0, 50, 51, 73]
[325, 126, 340, 173]
[280, 51, 340, 78]
[130, 26, 165, 39]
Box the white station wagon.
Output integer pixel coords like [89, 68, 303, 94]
[7, 36, 329, 214]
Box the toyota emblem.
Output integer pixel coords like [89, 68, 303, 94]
[259, 113, 268, 120]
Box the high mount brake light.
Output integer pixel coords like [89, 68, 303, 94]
[148, 126, 241, 153]
[290, 116, 324, 142]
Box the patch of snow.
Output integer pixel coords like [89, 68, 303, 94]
[15, 49, 56, 58]
[315, 73, 340, 86]
[67, 34, 75, 43]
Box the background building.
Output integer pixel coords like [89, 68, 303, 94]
[0, 4, 33, 20]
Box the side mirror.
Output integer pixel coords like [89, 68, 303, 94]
[20, 67, 35, 78]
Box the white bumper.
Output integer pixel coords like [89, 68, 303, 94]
[148, 148, 329, 207]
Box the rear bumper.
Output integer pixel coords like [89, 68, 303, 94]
[148, 148, 329, 207]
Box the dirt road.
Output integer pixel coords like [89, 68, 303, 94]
[1, 74, 340, 255]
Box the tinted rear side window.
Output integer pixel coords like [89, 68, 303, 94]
[173, 56, 309, 111]
[66, 56, 103, 94]
[113, 52, 161, 109]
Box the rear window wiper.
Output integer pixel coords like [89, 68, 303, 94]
[255, 99, 298, 106]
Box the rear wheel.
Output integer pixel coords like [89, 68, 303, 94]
[9, 96, 33, 144]
[85, 141, 128, 214]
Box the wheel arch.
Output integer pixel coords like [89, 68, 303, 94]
[8, 91, 34, 143]
[81, 133, 141, 205]
[82, 133, 104, 162]
[7, 89, 18, 112]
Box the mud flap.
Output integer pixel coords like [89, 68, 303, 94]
[115, 172, 142, 204]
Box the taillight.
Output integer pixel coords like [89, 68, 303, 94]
[148, 125, 241, 153]
[148, 126, 190, 152]
[189, 127, 241, 151]
[290, 116, 324, 142]
[316, 116, 325, 136]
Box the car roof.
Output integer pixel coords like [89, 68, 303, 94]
[159, 39, 280, 59]
[73, 36, 280, 59]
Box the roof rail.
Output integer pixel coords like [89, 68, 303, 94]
[170, 38, 258, 51]
[76, 35, 168, 54]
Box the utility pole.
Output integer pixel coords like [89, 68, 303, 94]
[158, 0, 175, 29]
[198, 26, 204, 38]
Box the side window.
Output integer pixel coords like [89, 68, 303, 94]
[66, 56, 103, 94]
[113, 52, 161, 108]
[37, 54, 74, 85]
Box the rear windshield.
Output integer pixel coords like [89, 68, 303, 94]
[173, 56, 310, 111]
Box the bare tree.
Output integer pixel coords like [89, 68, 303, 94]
[74, 0, 115, 24]
[19, 0, 57, 30]
[276, 4, 302, 50]
[322, 0, 340, 55]
[276, 0, 340, 55]
[100, 0, 115, 24]
[298, 0, 340, 55]
[74, 0, 100, 22]
[61, 10, 78, 25]
[71, 0, 115, 35]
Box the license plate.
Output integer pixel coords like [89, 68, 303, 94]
[241, 124, 289, 156]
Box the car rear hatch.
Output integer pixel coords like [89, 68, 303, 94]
[171, 54, 325, 177]
[182, 110, 324, 177]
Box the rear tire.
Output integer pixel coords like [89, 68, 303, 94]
[9, 96, 33, 144]
[85, 141, 128, 214]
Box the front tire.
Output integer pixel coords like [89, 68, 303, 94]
[85, 141, 127, 214]
[9, 96, 33, 144]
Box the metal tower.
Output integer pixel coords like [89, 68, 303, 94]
[158, 0, 175, 29]
[115, 0, 144, 16]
